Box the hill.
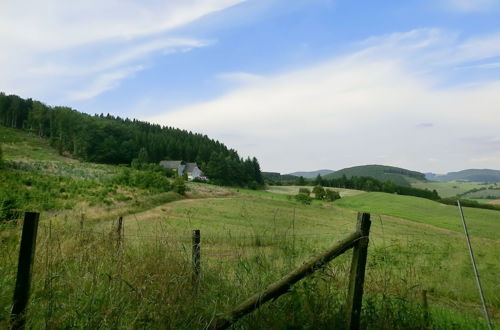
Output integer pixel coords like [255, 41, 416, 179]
[0, 92, 263, 186]
[325, 164, 426, 186]
[431, 169, 500, 183]
[262, 172, 298, 182]
[287, 169, 334, 178]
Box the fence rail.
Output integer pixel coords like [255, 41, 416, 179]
[209, 212, 371, 330]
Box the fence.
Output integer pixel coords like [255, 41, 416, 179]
[8, 210, 374, 330]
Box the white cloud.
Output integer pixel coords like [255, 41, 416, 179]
[216, 72, 264, 84]
[148, 29, 500, 173]
[445, 0, 499, 12]
[0, 0, 245, 100]
[66, 66, 144, 101]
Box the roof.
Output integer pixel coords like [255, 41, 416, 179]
[184, 162, 199, 173]
[159, 160, 184, 169]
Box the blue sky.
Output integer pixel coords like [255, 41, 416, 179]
[1, 0, 500, 173]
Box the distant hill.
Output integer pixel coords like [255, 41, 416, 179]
[262, 172, 298, 182]
[431, 169, 500, 183]
[287, 169, 335, 179]
[325, 165, 426, 186]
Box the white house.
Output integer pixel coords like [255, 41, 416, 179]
[159, 160, 205, 180]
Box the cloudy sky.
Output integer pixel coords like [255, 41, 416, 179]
[1, 0, 500, 174]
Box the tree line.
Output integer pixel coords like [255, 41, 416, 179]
[266, 174, 440, 201]
[0, 92, 263, 187]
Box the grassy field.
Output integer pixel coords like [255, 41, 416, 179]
[267, 185, 365, 198]
[334, 192, 500, 240]
[411, 180, 487, 198]
[1, 192, 498, 329]
[1, 130, 498, 329]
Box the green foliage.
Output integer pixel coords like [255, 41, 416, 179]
[297, 176, 306, 185]
[172, 176, 187, 195]
[312, 185, 326, 200]
[295, 192, 312, 204]
[322, 175, 440, 201]
[113, 168, 171, 192]
[325, 189, 341, 202]
[298, 187, 311, 195]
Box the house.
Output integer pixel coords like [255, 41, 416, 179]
[159, 160, 185, 176]
[159, 160, 205, 180]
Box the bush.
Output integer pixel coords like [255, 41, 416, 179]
[312, 185, 326, 200]
[295, 192, 312, 205]
[172, 176, 187, 195]
[325, 189, 341, 202]
[298, 188, 311, 196]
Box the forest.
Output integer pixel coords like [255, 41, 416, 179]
[0, 92, 263, 187]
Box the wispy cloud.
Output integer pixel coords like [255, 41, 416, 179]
[148, 29, 500, 173]
[444, 0, 500, 12]
[0, 0, 245, 100]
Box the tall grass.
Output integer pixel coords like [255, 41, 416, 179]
[0, 204, 494, 329]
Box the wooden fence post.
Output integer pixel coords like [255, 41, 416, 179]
[422, 289, 429, 329]
[79, 213, 85, 230]
[116, 216, 123, 246]
[11, 212, 40, 330]
[346, 212, 371, 330]
[192, 229, 201, 280]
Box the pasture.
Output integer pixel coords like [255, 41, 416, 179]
[1, 132, 498, 329]
[1, 190, 498, 329]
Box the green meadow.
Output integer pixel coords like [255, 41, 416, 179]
[1, 130, 498, 329]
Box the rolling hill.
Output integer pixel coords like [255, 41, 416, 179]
[430, 169, 500, 183]
[325, 164, 426, 186]
[287, 169, 334, 178]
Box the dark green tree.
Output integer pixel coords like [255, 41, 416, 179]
[325, 189, 341, 202]
[312, 185, 326, 200]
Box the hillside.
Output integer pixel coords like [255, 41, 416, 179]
[325, 164, 426, 186]
[287, 169, 334, 178]
[1, 129, 498, 328]
[431, 169, 500, 183]
[0, 92, 263, 186]
[262, 172, 298, 182]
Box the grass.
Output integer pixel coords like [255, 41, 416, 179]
[334, 192, 500, 240]
[411, 180, 487, 198]
[267, 185, 365, 198]
[1, 128, 498, 329]
[1, 193, 497, 329]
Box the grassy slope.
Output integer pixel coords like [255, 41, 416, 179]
[266, 185, 365, 197]
[85, 193, 500, 325]
[334, 192, 500, 240]
[411, 180, 487, 198]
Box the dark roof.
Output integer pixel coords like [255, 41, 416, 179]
[184, 162, 199, 173]
[159, 160, 184, 169]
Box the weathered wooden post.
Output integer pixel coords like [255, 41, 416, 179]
[192, 229, 201, 280]
[79, 213, 85, 230]
[116, 216, 123, 246]
[346, 212, 371, 330]
[422, 289, 429, 329]
[11, 212, 40, 330]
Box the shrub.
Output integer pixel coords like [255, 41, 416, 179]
[172, 176, 187, 195]
[298, 188, 311, 196]
[312, 185, 326, 200]
[325, 189, 341, 202]
[295, 192, 312, 205]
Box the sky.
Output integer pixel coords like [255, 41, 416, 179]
[1, 0, 500, 174]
